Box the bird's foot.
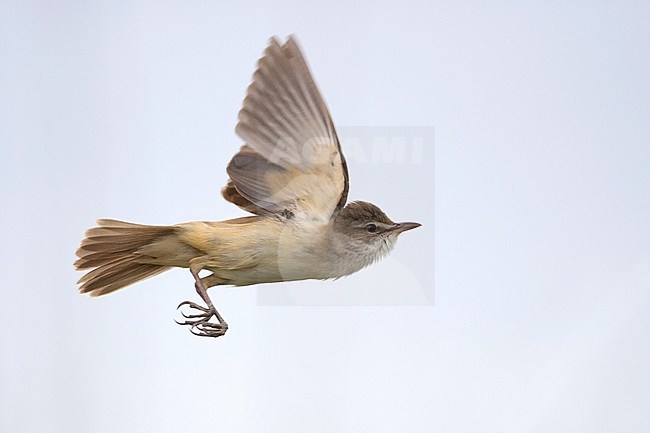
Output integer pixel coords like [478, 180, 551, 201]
[175, 301, 228, 338]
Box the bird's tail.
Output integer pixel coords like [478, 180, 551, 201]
[75, 219, 176, 297]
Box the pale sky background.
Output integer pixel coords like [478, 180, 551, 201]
[1, 1, 649, 432]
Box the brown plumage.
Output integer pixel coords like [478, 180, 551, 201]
[335, 201, 394, 226]
[74, 36, 420, 338]
[75, 219, 176, 297]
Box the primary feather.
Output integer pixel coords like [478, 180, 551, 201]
[225, 36, 349, 223]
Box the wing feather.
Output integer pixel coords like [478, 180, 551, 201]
[224, 36, 349, 221]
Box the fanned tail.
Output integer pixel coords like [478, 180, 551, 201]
[74, 219, 175, 297]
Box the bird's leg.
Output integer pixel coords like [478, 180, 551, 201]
[176, 270, 228, 338]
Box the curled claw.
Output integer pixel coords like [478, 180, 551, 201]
[190, 322, 228, 338]
[175, 301, 211, 324]
[175, 317, 206, 326]
[175, 299, 228, 338]
[181, 311, 209, 319]
[177, 270, 229, 338]
[176, 300, 210, 312]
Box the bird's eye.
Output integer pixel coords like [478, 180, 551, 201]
[366, 224, 377, 233]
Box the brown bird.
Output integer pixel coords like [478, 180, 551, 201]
[75, 36, 421, 338]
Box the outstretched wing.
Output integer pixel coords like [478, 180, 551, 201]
[221, 36, 349, 222]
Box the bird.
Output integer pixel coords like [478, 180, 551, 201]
[74, 36, 421, 338]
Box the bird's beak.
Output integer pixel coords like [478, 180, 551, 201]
[391, 222, 422, 233]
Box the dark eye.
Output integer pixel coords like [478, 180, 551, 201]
[366, 224, 377, 233]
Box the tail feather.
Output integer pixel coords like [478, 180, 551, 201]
[75, 219, 176, 296]
[78, 256, 132, 284]
[83, 263, 168, 297]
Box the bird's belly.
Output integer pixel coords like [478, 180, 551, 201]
[211, 242, 333, 286]
[213, 257, 330, 286]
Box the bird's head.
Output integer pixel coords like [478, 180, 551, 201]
[332, 201, 421, 263]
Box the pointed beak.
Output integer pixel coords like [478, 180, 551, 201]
[391, 222, 422, 234]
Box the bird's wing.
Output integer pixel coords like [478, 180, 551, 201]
[221, 36, 349, 222]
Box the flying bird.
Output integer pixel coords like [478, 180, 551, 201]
[75, 36, 421, 338]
